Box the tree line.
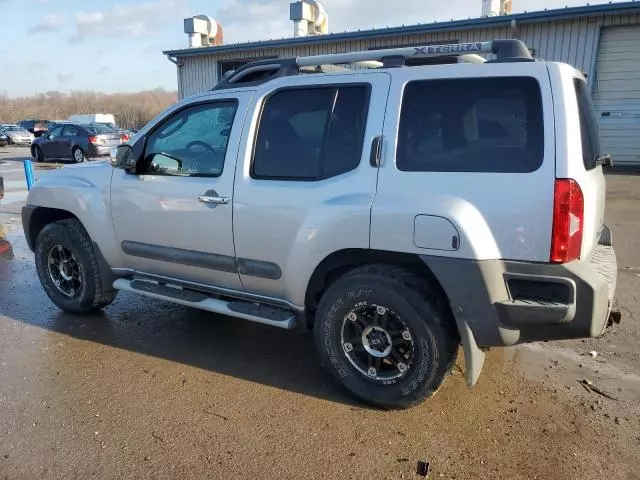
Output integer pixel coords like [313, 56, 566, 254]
[0, 89, 178, 130]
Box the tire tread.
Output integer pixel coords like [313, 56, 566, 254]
[315, 263, 459, 409]
[35, 218, 116, 313]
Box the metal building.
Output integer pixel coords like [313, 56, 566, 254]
[164, 1, 640, 165]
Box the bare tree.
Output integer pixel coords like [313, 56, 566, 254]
[0, 89, 178, 130]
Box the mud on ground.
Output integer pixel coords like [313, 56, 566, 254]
[0, 170, 638, 479]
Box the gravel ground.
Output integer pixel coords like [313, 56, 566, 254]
[0, 146, 639, 479]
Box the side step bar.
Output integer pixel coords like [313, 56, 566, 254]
[113, 278, 299, 330]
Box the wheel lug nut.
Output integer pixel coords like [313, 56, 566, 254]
[398, 362, 407, 373]
[376, 306, 387, 315]
[367, 367, 377, 377]
[402, 330, 412, 341]
[348, 312, 357, 322]
[343, 343, 353, 353]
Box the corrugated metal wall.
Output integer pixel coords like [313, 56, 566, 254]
[176, 12, 640, 99]
[593, 25, 640, 164]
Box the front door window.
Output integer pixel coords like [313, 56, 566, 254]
[143, 102, 238, 177]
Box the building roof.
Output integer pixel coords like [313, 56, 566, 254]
[164, 1, 640, 58]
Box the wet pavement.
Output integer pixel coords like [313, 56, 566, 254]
[0, 156, 639, 479]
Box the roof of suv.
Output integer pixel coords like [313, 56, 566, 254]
[213, 39, 534, 91]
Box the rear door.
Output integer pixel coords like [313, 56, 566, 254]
[372, 63, 555, 262]
[232, 72, 391, 305]
[61, 125, 80, 158]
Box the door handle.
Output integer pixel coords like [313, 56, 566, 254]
[370, 135, 383, 167]
[198, 195, 229, 205]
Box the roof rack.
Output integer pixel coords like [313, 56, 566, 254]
[213, 39, 533, 90]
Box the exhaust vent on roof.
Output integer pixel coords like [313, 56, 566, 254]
[184, 15, 224, 48]
[290, 1, 328, 37]
[481, 0, 512, 17]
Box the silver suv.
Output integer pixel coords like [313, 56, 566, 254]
[21, 40, 619, 409]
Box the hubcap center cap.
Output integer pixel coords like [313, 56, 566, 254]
[362, 326, 392, 358]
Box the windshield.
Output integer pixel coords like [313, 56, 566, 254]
[85, 124, 117, 134]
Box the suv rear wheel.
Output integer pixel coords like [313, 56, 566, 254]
[314, 264, 458, 409]
[34, 218, 117, 314]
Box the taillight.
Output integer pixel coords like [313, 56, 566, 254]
[120, 134, 129, 143]
[550, 179, 584, 263]
[88, 135, 97, 144]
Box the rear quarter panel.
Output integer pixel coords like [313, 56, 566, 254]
[548, 63, 606, 260]
[371, 63, 556, 262]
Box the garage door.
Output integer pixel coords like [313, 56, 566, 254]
[593, 25, 640, 165]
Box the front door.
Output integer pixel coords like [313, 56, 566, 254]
[110, 92, 251, 290]
[42, 125, 65, 158]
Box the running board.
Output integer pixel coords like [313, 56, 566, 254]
[112, 278, 299, 330]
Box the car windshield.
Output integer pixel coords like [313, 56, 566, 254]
[85, 124, 116, 134]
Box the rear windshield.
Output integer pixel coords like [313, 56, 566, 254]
[573, 78, 601, 170]
[85, 124, 116, 134]
[396, 77, 544, 173]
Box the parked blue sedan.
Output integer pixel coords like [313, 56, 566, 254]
[30, 122, 128, 163]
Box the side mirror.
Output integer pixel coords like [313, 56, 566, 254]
[111, 144, 137, 173]
[148, 153, 182, 174]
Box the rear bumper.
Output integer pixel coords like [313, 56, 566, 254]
[10, 138, 33, 145]
[87, 145, 113, 157]
[420, 228, 618, 347]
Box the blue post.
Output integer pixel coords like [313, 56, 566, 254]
[23, 159, 35, 190]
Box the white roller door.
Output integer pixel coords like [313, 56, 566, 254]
[593, 25, 640, 165]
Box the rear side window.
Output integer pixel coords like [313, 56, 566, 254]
[63, 125, 79, 136]
[252, 85, 369, 180]
[85, 125, 115, 134]
[574, 79, 601, 170]
[397, 77, 544, 173]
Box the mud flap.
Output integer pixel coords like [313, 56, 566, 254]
[452, 306, 485, 387]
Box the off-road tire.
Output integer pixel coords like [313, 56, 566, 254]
[32, 145, 44, 162]
[35, 219, 117, 314]
[314, 264, 459, 410]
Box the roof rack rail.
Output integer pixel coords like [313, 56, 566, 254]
[213, 39, 533, 90]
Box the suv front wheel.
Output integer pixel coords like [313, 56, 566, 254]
[34, 218, 117, 314]
[314, 264, 459, 409]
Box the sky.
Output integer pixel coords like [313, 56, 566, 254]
[0, 0, 632, 97]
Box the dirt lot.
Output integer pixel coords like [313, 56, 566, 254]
[0, 153, 639, 479]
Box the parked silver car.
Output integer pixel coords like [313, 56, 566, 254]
[0, 124, 34, 145]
